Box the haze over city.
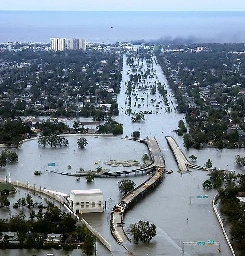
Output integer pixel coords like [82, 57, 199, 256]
[1, 0, 245, 11]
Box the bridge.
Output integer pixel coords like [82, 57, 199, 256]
[165, 136, 190, 172]
[165, 136, 208, 172]
[110, 137, 165, 246]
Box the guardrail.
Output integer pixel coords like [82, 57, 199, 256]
[212, 194, 236, 256]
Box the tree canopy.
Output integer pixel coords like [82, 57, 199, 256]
[127, 220, 156, 244]
[118, 179, 136, 196]
[77, 137, 88, 149]
[0, 118, 33, 148]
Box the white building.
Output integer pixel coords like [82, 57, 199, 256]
[70, 189, 103, 214]
[50, 38, 86, 51]
[67, 38, 86, 50]
[79, 38, 86, 50]
[50, 38, 66, 51]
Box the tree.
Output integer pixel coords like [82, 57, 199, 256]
[86, 172, 95, 183]
[0, 118, 32, 148]
[26, 194, 34, 208]
[77, 225, 95, 256]
[183, 133, 193, 149]
[0, 195, 10, 207]
[205, 159, 213, 169]
[142, 153, 150, 162]
[177, 120, 187, 135]
[82, 231, 95, 256]
[0, 150, 18, 167]
[132, 131, 140, 140]
[202, 180, 213, 190]
[128, 220, 156, 244]
[77, 137, 88, 149]
[97, 119, 123, 135]
[118, 179, 135, 196]
[189, 154, 197, 162]
[131, 112, 145, 122]
[73, 121, 80, 132]
[38, 134, 69, 148]
[235, 155, 245, 167]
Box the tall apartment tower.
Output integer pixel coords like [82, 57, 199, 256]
[66, 38, 86, 50]
[79, 38, 86, 50]
[50, 38, 66, 51]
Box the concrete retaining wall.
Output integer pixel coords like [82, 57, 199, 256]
[212, 195, 236, 256]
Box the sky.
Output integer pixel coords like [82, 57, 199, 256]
[1, 0, 245, 11]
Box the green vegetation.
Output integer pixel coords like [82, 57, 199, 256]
[189, 154, 197, 162]
[132, 131, 140, 140]
[0, 118, 33, 148]
[86, 172, 95, 183]
[118, 179, 136, 196]
[127, 220, 156, 244]
[97, 119, 123, 135]
[0, 196, 95, 254]
[205, 159, 213, 169]
[176, 120, 187, 136]
[0, 182, 16, 194]
[37, 119, 69, 136]
[38, 134, 69, 148]
[77, 137, 88, 149]
[202, 171, 245, 253]
[156, 43, 245, 149]
[142, 153, 150, 162]
[0, 150, 18, 167]
[0, 47, 122, 120]
[131, 112, 145, 122]
[235, 155, 245, 167]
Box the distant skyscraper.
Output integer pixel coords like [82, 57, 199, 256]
[50, 38, 66, 51]
[67, 38, 86, 50]
[50, 38, 86, 51]
[79, 38, 86, 51]
[66, 38, 79, 50]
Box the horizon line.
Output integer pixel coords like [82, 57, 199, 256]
[1, 9, 245, 12]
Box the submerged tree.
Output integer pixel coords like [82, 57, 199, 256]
[132, 131, 140, 140]
[128, 220, 156, 244]
[118, 179, 136, 196]
[189, 154, 197, 162]
[86, 172, 95, 183]
[38, 134, 68, 148]
[0, 149, 18, 167]
[205, 159, 213, 169]
[77, 137, 88, 149]
[131, 112, 145, 122]
[235, 155, 245, 167]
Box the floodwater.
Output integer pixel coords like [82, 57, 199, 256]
[0, 52, 243, 256]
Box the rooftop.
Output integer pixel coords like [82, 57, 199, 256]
[71, 189, 102, 195]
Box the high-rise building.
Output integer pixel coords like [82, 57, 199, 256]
[66, 38, 79, 50]
[50, 38, 66, 51]
[50, 38, 86, 51]
[67, 38, 86, 50]
[79, 38, 86, 51]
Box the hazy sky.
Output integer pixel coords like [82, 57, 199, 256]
[1, 0, 245, 11]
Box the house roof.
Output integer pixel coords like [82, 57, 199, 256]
[71, 189, 102, 195]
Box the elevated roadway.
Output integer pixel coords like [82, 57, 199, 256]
[165, 136, 190, 172]
[110, 137, 165, 247]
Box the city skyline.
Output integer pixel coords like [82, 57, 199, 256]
[1, 0, 245, 11]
